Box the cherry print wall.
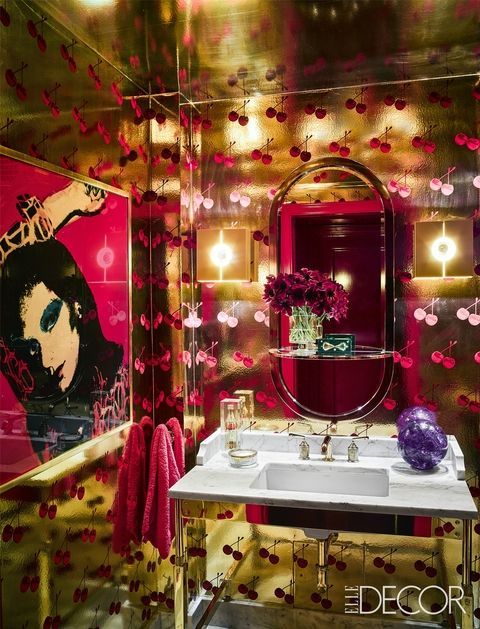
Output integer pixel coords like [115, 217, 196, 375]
[180, 71, 479, 475]
[0, 1, 180, 626]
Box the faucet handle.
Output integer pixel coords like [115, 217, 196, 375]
[298, 437, 310, 460]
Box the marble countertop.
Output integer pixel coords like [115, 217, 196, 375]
[169, 431, 478, 520]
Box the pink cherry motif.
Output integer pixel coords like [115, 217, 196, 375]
[442, 356, 455, 369]
[431, 351, 444, 364]
[456, 308, 470, 320]
[423, 140, 436, 153]
[254, 310, 266, 322]
[469, 314, 480, 326]
[203, 197, 214, 209]
[205, 356, 217, 368]
[383, 398, 397, 410]
[441, 183, 454, 196]
[387, 180, 398, 193]
[227, 316, 238, 328]
[473, 175, 480, 189]
[474, 352, 480, 364]
[429, 178, 442, 191]
[454, 132, 468, 145]
[393, 351, 402, 363]
[400, 356, 413, 369]
[397, 185, 411, 198]
[425, 314, 438, 326]
[414, 308, 427, 321]
[267, 188, 277, 200]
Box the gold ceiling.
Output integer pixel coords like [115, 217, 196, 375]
[31, 0, 479, 99]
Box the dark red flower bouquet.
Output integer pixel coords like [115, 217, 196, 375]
[263, 268, 349, 321]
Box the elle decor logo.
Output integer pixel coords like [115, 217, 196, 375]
[344, 585, 466, 616]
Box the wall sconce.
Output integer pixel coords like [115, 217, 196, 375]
[414, 220, 473, 278]
[196, 228, 256, 282]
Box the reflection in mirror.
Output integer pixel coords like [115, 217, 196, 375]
[269, 158, 394, 421]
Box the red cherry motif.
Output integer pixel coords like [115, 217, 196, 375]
[13, 526, 23, 543]
[2, 524, 13, 542]
[20, 575, 31, 592]
[30, 575, 40, 592]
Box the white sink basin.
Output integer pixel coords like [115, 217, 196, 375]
[250, 462, 390, 497]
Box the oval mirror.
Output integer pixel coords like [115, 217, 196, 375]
[269, 157, 394, 420]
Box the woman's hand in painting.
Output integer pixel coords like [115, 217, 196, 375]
[42, 181, 107, 232]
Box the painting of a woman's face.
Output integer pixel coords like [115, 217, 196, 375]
[19, 282, 80, 392]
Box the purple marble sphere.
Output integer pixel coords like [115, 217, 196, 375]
[396, 406, 437, 432]
[397, 419, 448, 470]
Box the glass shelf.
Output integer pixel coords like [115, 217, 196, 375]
[269, 345, 394, 360]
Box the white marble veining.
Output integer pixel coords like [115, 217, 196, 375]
[196, 430, 466, 479]
[170, 430, 477, 520]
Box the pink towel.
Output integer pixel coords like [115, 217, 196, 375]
[112, 423, 146, 553]
[166, 417, 185, 477]
[140, 415, 154, 478]
[142, 424, 180, 558]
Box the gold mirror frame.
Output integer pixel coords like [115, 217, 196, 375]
[268, 156, 395, 421]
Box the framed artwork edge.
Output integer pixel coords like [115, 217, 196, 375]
[0, 146, 133, 491]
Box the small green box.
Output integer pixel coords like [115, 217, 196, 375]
[316, 334, 355, 355]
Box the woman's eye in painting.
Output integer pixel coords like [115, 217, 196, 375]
[40, 298, 63, 333]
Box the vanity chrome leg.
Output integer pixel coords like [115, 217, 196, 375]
[195, 579, 229, 629]
[462, 519, 472, 595]
[460, 519, 473, 629]
[174, 499, 188, 629]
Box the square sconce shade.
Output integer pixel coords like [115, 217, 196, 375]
[196, 228, 255, 282]
[414, 220, 473, 278]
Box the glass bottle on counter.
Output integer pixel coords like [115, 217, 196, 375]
[220, 398, 242, 451]
[233, 389, 254, 431]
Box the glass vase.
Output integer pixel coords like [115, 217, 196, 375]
[289, 306, 323, 354]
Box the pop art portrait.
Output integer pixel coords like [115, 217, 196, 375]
[0, 149, 131, 485]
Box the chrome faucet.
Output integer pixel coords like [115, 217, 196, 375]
[347, 435, 369, 463]
[320, 421, 336, 462]
[298, 437, 310, 460]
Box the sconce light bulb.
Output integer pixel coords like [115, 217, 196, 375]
[431, 236, 456, 262]
[210, 242, 233, 268]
